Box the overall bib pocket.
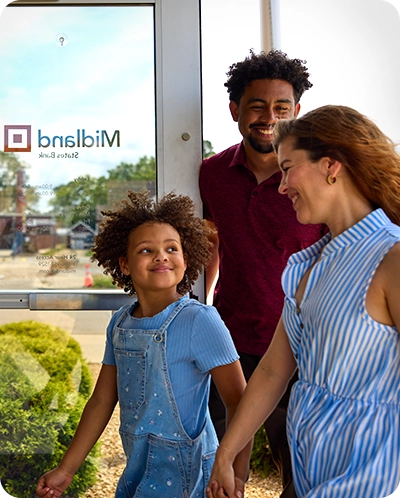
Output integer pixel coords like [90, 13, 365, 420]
[115, 349, 147, 413]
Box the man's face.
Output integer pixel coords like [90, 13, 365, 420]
[230, 78, 300, 154]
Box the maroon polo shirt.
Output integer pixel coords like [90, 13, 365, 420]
[199, 142, 325, 356]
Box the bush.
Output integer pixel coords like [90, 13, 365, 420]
[250, 426, 276, 477]
[0, 321, 99, 497]
[92, 274, 118, 289]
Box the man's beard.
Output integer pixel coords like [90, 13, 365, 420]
[248, 134, 274, 154]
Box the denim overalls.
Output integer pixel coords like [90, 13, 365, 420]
[113, 299, 218, 498]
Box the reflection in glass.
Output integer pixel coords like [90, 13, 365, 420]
[0, 6, 155, 290]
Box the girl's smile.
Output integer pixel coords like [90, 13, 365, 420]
[151, 264, 173, 272]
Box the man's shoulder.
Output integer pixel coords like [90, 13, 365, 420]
[201, 143, 241, 170]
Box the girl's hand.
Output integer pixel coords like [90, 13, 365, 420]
[36, 467, 74, 497]
[206, 479, 226, 498]
[206, 458, 242, 498]
[206, 477, 244, 498]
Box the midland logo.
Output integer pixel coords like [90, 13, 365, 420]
[4, 125, 120, 158]
[4, 125, 31, 152]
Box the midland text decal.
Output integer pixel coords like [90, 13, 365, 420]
[38, 129, 120, 148]
[3, 125, 120, 154]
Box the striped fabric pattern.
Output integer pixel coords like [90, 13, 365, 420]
[282, 209, 400, 498]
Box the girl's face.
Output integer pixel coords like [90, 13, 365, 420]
[119, 221, 187, 295]
[277, 137, 332, 225]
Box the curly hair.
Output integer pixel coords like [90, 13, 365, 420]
[225, 49, 313, 105]
[273, 105, 400, 225]
[91, 191, 213, 295]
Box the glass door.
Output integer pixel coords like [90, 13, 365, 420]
[0, 2, 202, 495]
[0, 0, 204, 308]
[0, 3, 155, 302]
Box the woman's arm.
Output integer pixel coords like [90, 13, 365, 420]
[207, 318, 297, 498]
[367, 241, 400, 328]
[381, 241, 400, 328]
[36, 364, 118, 497]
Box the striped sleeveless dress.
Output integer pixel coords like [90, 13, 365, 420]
[282, 209, 400, 498]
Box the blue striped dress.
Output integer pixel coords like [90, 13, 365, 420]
[282, 209, 400, 498]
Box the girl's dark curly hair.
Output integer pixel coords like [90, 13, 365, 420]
[225, 49, 313, 105]
[91, 190, 213, 296]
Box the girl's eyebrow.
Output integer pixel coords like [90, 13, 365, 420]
[133, 238, 180, 248]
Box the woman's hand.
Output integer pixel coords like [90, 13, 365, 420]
[233, 477, 245, 498]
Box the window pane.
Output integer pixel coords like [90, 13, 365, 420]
[0, 5, 155, 291]
[279, 0, 400, 142]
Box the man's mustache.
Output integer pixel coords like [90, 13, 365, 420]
[249, 122, 275, 129]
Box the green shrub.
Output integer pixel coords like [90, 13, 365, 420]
[92, 274, 118, 289]
[250, 425, 276, 477]
[0, 321, 99, 497]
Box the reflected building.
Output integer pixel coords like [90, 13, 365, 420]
[0, 214, 57, 252]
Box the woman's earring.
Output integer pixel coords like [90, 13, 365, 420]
[326, 175, 337, 185]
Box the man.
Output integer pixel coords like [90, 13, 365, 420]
[199, 50, 325, 497]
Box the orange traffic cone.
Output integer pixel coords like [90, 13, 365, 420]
[84, 263, 93, 287]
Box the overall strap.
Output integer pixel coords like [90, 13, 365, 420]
[159, 298, 190, 334]
[114, 303, 135, 328]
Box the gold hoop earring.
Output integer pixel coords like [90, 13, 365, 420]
[326, 175, 337, 185]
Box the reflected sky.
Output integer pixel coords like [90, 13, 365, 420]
[0, 5, 155, 210]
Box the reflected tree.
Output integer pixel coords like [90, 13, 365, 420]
[0, 152, 39, 213]
[49, 175, 108, 229]
[48, 146, 215, 229]
[49, 156, 156, 229]
[107, 155, 155, 181]
[203, 140, 215, 158]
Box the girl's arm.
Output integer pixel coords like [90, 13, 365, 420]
[207, 318, 297, 498]
[210, 358, 250, 497]
[36, 364, 118, 498]
[204, 219, 220, 297]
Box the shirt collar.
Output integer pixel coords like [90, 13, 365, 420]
[288, 209, 391, 266]
[228, 142, 246, 169]
[228, 141, 282, 184]
[322, 208, 391, 255]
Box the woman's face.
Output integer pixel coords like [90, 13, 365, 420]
[277, 137, 330, 225]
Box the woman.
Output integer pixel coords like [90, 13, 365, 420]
[206, 105, 400, 498]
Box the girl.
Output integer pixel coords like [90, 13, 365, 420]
[36, 191, 250, 498]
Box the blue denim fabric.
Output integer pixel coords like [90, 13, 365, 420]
[112, 299, 218, 498]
